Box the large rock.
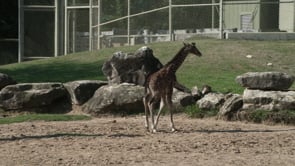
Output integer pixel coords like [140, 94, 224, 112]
[82, 83, 145, 115]
[236, 72, 294, 90]
[64, 80, 108, 105]
[0, 73, 17, 90]
[242, 89, 295, 111]
[172, 89, 195, 111]
[196, 93, 225, 110]
[218, 94, 243, 120]
[102, 46, 163, 85]
[0, 83, 70, 112]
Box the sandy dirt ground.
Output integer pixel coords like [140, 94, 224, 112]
[0, 114, 294, 166]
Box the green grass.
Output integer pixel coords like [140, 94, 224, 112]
[0, 114, 91, 125]
[1, 38, 294, 94]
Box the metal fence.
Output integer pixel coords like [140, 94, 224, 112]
[88, 0, 295, 50]
[1, 0, 295, 64]
[94, 0, 223, 50]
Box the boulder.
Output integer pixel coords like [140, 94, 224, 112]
[172, 89, 195, 111]
[196, 93, 225, 110]
[218, 94, 243, 120]
[82, 83, 145, 115]
[0, 73, 17, 90]
[0, 83, 70, 112]
[236, 72, 294, 90]
[64, 80, 108, 105]
[101, 46, 163, 85]
[242, 89, 295, 111]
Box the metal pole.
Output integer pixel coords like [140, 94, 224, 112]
[18, 0, 24, 63]
[89, 0, 93, 51]
[219, 0, 223, 39]
[127, 0, 130, 45]
[212, 0, 215, 30]
[169, 0, 172, 41]
[72, 0, 76, 53]
[97, 0, 101, 49]
[54, 0, 58, 57]
[294, 0, 295, 32]
[64, 0, 68, 55]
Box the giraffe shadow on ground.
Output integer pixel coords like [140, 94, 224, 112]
[179, 128, 295, 134]
[0, 133, 144, 142]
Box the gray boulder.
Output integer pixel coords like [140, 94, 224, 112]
[236, 72, 294, 90]
[0, 73, 17, 90]
[218, 94, 243, 120]
[64, 80, 108, 105]
[102, 46, 163, 85]
[172, 89, 195, 111]
[82, 83, 145, 115]
[0, 83, 70, 112]
[242, 89, 295, 111]
[196, 93, 225, 110]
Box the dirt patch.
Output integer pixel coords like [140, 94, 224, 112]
[0, 114, 294, 166]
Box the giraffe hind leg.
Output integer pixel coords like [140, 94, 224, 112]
[148, 96, 160, 133]
[143, 95, 150, 131]
[153, 98, 165, 133]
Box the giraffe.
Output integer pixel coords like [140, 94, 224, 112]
[143, 42, 202, 133]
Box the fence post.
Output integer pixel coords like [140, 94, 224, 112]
[127, 0, 130, 46]
[212, 0, 215, 30]
[18, 0, 24, 63]
[89, 0, 93, 51]
[294, 0, 295, 32]
[97, 0, 101, 49]
[219, 0, 224, 39]
[64, 0, 68, 54]
[169, 0, 173, 41]
[54, 0, 58, 56]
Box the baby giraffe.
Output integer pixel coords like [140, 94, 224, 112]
[143, 42, 202, 133]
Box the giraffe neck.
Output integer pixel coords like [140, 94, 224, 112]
[164, 47, 189, 73]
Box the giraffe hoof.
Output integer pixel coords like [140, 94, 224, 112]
[152, 129, 157, 133]
[171, 128, 177, 132]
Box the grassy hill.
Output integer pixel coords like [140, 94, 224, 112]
[0, 38, 294, 94]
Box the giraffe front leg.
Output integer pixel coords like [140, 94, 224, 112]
[167, 100, 176, 132]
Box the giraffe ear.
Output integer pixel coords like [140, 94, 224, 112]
[183, 42, 187, 46]
[192, 42, 196, 46]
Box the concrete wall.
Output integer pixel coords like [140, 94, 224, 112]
[226, 32, 295, 40]
[223, 1, 260, 31]
[279, 0, 295, 32]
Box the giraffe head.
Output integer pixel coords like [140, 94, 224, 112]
[183, 42, 202, 57]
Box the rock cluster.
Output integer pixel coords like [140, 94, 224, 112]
[236, 72, 294, 90]
[195, 72, 294, 121]
[236, 72, 295, 111]
[0, 80, 110, 114]
[102, 46, 163, 85]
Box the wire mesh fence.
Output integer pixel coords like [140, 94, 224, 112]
[1, 0, 295, 64]
[97, 0, 222, 49]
